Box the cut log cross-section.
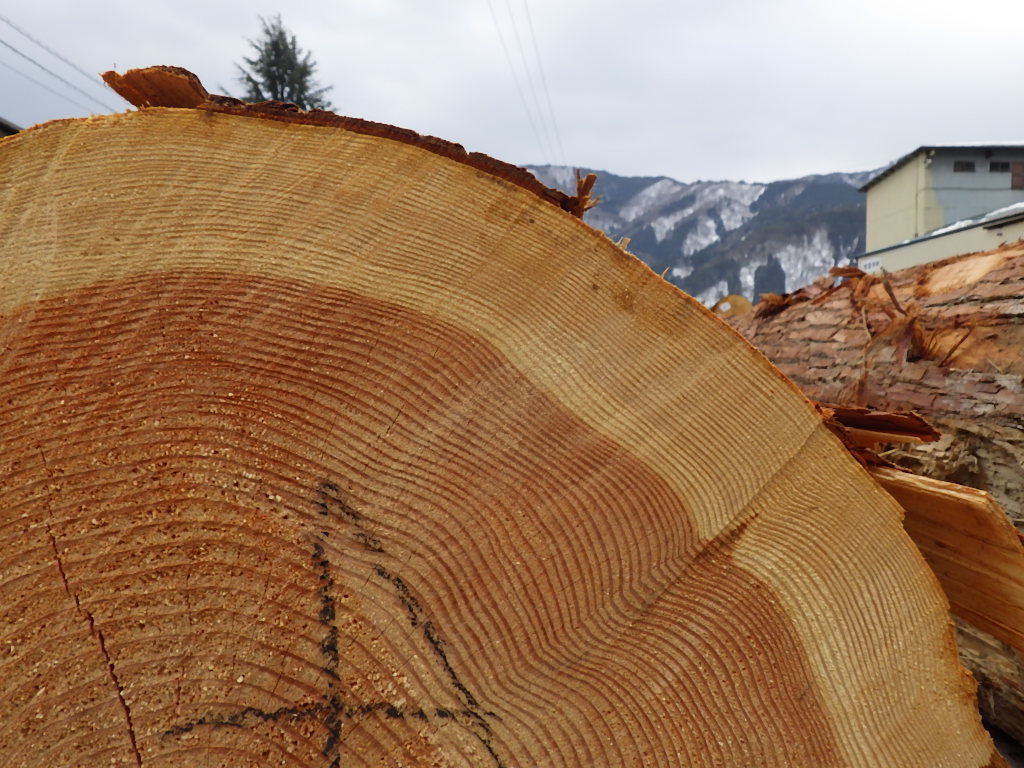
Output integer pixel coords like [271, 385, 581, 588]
[0, 68, 1006, 767]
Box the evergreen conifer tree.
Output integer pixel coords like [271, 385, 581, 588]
[236, 15, 333, 110]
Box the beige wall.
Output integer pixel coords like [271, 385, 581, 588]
[865, 154, 938, 251]
[858, 221, 1024, 273]
[866, 148, 1024, 253]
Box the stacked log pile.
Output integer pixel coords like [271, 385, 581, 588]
[0, 67, 1007, 767]
[731, 244, 1024, 743]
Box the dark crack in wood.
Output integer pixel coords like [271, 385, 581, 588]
[44, 521, 143, 768]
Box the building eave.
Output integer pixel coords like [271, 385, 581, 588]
[983, 211, 1024, 229]
[858, 143, 1024, 193]
[858, 146, 928, 194]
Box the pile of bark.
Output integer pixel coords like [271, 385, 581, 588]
[732, 243, 1024, 742]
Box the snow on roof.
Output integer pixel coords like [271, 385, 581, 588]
[986, 200, 1024, 219]
[929, 200, 1024, 236]
[861, 201, 1024, 256]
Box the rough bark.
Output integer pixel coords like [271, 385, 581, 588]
[732, 245, 1024, 745]
[732, 246, 1024, 514]
[0, 68, 1004, 767]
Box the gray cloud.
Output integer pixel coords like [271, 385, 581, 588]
[3, 0, 1023, 183]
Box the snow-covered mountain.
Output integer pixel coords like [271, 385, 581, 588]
[528, 165, 874, 306]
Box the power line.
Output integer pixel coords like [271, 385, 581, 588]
[0, 36, 115, 112]
[520, 0, 567, 165]
[0, 13, 104, 88]
[0, 58, 96, 113]
[500, 0, 558, 162]
[486, 0, 553, 163]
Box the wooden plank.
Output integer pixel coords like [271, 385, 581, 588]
[873, 468, 1024, 654]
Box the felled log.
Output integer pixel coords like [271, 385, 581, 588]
[732, 246, 1024, 744]
[0, 67, 1005, 767]
[733, 248, 1024, 516]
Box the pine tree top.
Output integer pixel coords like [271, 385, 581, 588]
[236, 15, 333, 111]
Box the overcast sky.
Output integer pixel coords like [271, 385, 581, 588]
[3, 1, 1023, 183]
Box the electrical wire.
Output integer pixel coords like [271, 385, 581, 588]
[0, 13, 105, 88]
[486, 0, 553, 163]
[500, 0, 557, 162]
[0, 58, 96, 113]
[0, 37, 115, 112]
[520, 0, 567, 165]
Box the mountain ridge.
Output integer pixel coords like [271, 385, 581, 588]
[528, 164, 875, 305]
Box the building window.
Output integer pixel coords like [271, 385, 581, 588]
[953, 161, 976, 172]
[990, 161, 1011, 172]
[1013, 163, 1024, 191]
